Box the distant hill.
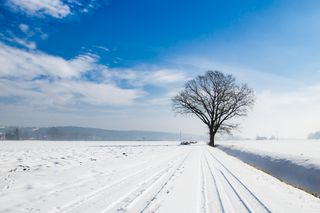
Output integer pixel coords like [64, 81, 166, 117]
[0, 126, 205, 141]
[308, 131, 320, 139]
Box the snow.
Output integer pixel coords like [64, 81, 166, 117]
[0, 140, 320, 212]
[217, 140, 320, 197]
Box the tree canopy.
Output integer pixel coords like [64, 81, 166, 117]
[172, 70, 255, 146]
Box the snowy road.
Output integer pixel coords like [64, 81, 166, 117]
[1, 141, 320, 212]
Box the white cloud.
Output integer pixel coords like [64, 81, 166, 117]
[19, 24, 29, 34]
[0, 42, 191, 132]
[96, 46, 110, 52]
[5, 0, 98, 18]
[6, 0, 71, 18]
[0, 79, 142, 106]
[0, 42, 188, 109]
[0, 43, 99, 78]
[0, 32, 37, 50]
[148, 70, 187, 84]
[19, 24, 47, 39]
[0, 42, 143, 106]
[10, 37, 36, 50]
[108, 68, 188, 87]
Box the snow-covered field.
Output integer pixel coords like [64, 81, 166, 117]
[1, 140, 320, 213]
[217, 140, 320, 197]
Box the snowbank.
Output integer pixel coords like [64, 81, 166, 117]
[217, 140, 320, 197]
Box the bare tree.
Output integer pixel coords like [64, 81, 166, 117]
[172, 70, 254, 147]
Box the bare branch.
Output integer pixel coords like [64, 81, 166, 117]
[172, 70, 255, 146]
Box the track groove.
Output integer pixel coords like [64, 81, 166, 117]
[205, 147, 271, 213]
[199, 157, 208, 213]
[51, 150, 189, 213]
[202, 148, 232, 213]
[102, 151, 191, 213]
[139, 151, 191, 213]
[100, 162, 176, 213]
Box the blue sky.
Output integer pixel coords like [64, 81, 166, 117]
[1, 0, 320, 138]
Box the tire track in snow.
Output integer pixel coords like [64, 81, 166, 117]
[202, 148, 232, 213]
[205, 147, 271, 213]
[199, 154, 209, 213]
[50, 149, 188, 213]
[54, 151, 189, 212]
[100, 160, 179, 213]
[100, 151, 190, 213]
[204, 149, 249, 212]
[205, 148, 255, 212]
[219, 170, 252, 212]
[138, 150, 191, 213]
[35, 158, 150, 197]
[20, 159, 154, 212]
[52, 165, 153, 213]
[17, 149, 179, 211]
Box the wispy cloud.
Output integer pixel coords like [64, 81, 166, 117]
[0, 41, 189, 109]
[4, 36, 36, 50]
[17, 23, 48, 40]
[95, 46, 110, 52]
[6, 0, 71, 18]
[0, 78, 143, 106]
[0, 43, 97, 78]
[0, 42, 144, 107]
[5, 0, 98, 18]
[19, 24, 30, 34]
[107, 68, 188, 87]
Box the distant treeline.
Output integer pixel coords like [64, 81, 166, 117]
[2, 128, 20, 140]
[0, 126, 205, 141]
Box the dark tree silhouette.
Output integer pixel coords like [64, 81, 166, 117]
[172, 70, 254, 147]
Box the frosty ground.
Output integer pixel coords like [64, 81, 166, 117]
[1, 141, 320, 213]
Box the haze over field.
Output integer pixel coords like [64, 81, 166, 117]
[0, 126, 205, 141]
[1, 1, 320, 138]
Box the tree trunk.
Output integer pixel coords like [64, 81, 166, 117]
[209, 128, 215, 147]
